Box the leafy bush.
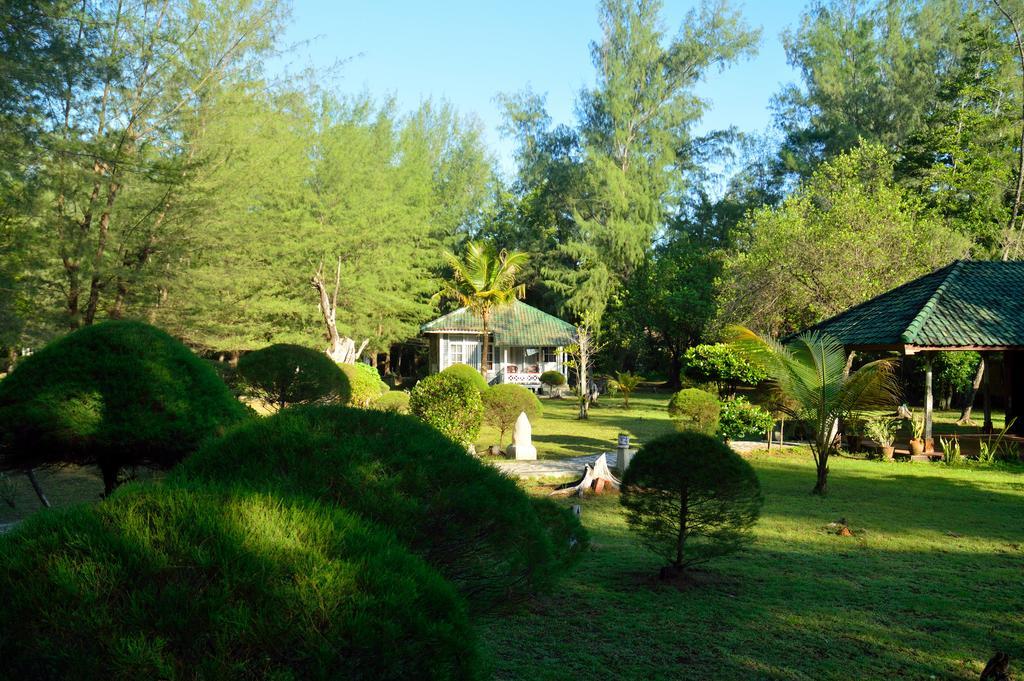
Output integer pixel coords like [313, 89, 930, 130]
[667, 388, 721, 435]
[339, 361, 388, 407]
[717, 396, 774, 441]
[620, 432, 763, 571]
[410, 372, 484, 446]
[0, 482, 480, 680]
[441, 362, 489, 393]
[173, 406, 586, 606]
[0, 321, 248, 494]
[540, 370, 566, 387]
[237, 343, 350, 410]
[372, 390, 411, 414]
[483, 384, 543, 446]
[682, 344, 767, 394]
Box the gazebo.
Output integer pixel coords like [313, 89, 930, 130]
[804, 260, 1024, 447]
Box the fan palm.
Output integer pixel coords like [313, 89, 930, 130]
[435, 242, 528, 376]
[608, 371, 644, 409]
[729, 326, 899, 495]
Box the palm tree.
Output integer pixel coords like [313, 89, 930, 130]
[435, 241, 528, 377]
[608, 370, 644, 409]
[729, 326, 899, 495]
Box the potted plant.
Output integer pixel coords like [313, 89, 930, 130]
[907, 411, 925, 457]
[865, 417, 898, 461]
[844, 416, 866, 452]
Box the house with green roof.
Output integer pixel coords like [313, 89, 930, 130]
[421, 300, 576, 388]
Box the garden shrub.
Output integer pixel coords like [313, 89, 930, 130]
[441, 362, 489, 393]
[667, 388, 721, 435]
[483, 384, 542, 446]
[682, 344, 767, 394]
[237, 343, 350, 409]
[410, 372, 484, 446]
[372, 390, 411, 414]
[621, 432, 763, 571]
[339, 361, 388, 407]
[0, 320, 248, 494]
[539, 370, 566, 387]
[718, 396, 774, 441]
[0, 482, 480, 680]
[173, 406, 586, 606]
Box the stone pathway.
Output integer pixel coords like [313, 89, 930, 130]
[493, 439, 799, 479]
[0, 521, 19, 534]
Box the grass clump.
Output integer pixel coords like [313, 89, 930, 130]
[173, 406, 586, 607]
[0, 482, 481, 680]
[0, 320, 248, 494]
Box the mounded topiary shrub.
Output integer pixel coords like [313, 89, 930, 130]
[339, 362, 389, 407]
[483, 384, 543, 446]
[0, 483, 481, 680]
[237, 343, 350, 410]
[372, 390, 411, 414]
[668, 388, 721, 435]
[440, 362, 489, 393]
[717, 396, 774, 441]
[621, 432, 763, 573]
[410, 372, 484, 447]
[172, 406, 586, 606]
[539, 370, 566, 387]
[0, 320, 248, 494]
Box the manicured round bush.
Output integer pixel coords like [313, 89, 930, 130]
[483, 384, 543, 446]
[410, 372, 484, 446]
[339, 361, 388, 407]
[718, 396, 774, 441]
[0, 483, 480, 680]
[172, 406, 586, 606]
[441, 362, 489, 393]
[621, 432, 763, 570]
[372, 390, 411, 414]
[668, 388, 721, 435]
[237, 343, 350, 410]
[539, 370, 566, 387]
[0, 320, 248, 494]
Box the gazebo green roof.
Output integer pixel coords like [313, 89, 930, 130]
[805, 260, 1024, 353]
[421, 300, 576, 347]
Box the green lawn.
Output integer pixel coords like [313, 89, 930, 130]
[478, 452, 1024, 680]
[476, 391, 678, 459]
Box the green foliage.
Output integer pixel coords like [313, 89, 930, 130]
[372, 390, 411, 414]
[237, 343, 350, 410]
[539, 370, 566, 386]
[441, 362, 490, 393]
[607, 370, 644, 409]
[411, 373, 484, 446]
[719, 143, 971, 335]
[0, 482, 481, 680]
[483, 384, 543, 446]
[866, 417, 899, 449]
[339, 362, 389, 407]
[731, 327, 900, 494]
[173, 406, 586, 606]
[682, 344, 767, 394]
[620, 431, 763, 569]
[717, 396, 773, 441]
[667, 389, 721, 435]
[0, 321, 248, 493]
[939, 436, 963, 466]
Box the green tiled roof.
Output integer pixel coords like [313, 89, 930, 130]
[421, 300, 576, 347]
[806, 260, 1024, 350]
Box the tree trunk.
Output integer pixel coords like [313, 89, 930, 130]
[957, 356, 985, 425]
[812, 454, 829, 495]
[923, 354, 934, 451]
[675, 486, 688, 567]
[25, 469, 51, 508]
[100, 464, 119, 497]
[481, 308, 490, 378]
[311, 259, 367, 364]
[668, 347, 683, 391]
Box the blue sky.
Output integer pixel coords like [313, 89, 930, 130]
[277, 1, 806, 172]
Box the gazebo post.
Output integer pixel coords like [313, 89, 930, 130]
[982, 352, 994, 433]
[923, 353, 934, 453]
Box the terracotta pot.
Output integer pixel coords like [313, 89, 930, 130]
[880, 446, 895, 461]
[909, 439, 924, 457]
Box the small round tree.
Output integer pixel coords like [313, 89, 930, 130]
[410, 373, 484, 447]
[668, 388, 721, 434]
[540, 370, 566, 388]
[441, 363, 489, 393]
[483, 384, 543, 447]
[682, 343, 767, 396]
[0, 321, 248, 494]
[620, 432, 763, 574]
[338, 362, 389, 407]
[237, 343, 350, 410]
[372, 390, 411, 414]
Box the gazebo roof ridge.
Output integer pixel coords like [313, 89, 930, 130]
[900, 259, 966, 345]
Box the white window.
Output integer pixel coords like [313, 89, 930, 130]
[543, 347, 557, 363]
[448, 341, 465, 366]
